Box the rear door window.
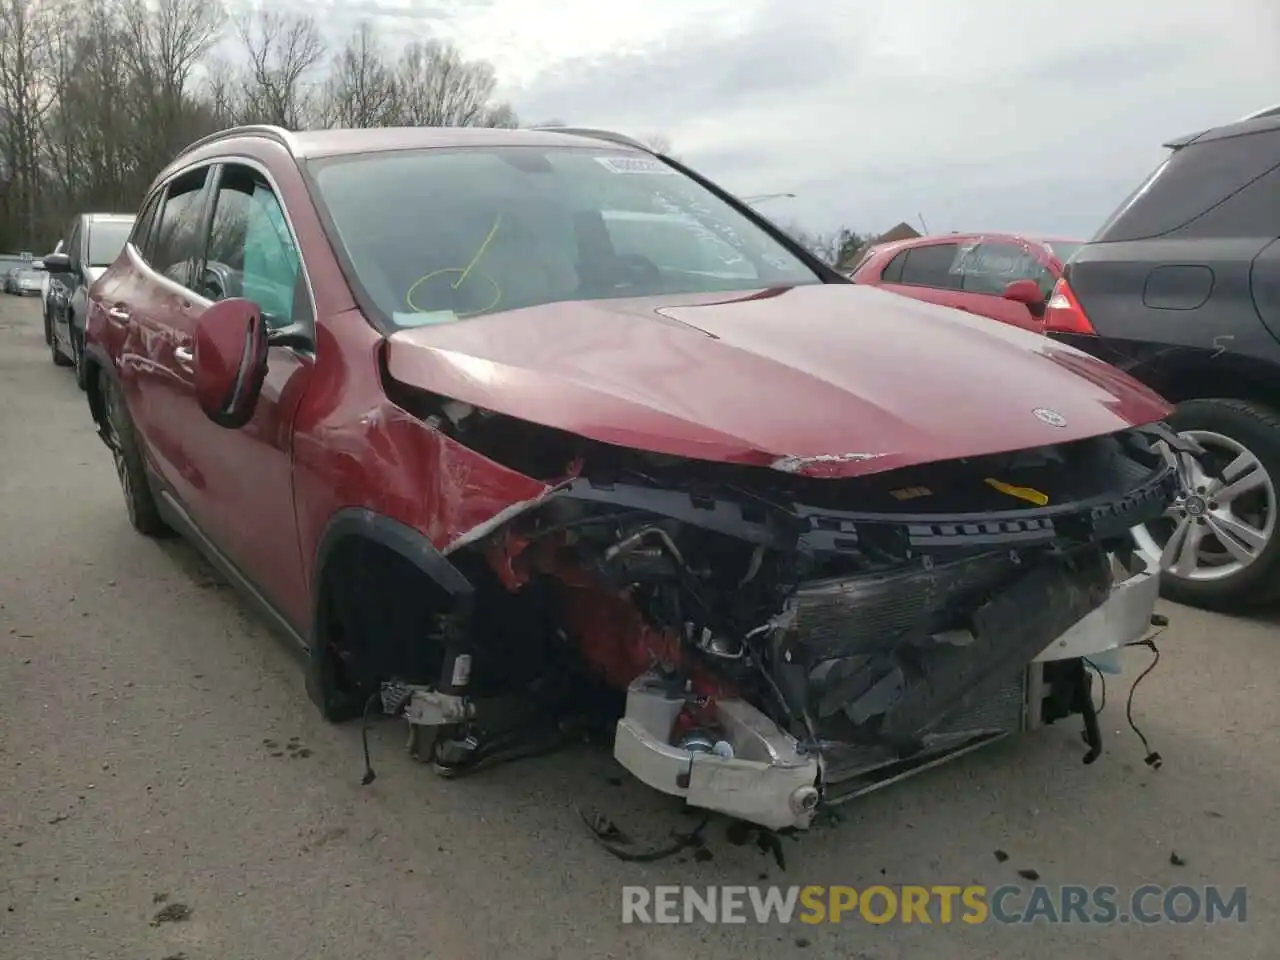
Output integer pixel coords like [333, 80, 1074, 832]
[1096, 129, 1280, 241]
[132, 193, 162, 258]
[150, 168, 210, 290]
[898, 243, 962, 289]
[880, 249, 907, 282]
[66, 221, 83, 269]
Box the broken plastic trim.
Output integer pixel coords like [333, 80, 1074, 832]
[772, 452, 890, 474]
[540, 450, 1176, 557]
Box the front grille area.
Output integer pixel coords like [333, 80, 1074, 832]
[789, 546, 1110, 750]
[820, 668, 1027, 803]
[780, 551, 1023, 663]
[932, 667, 1027, 737]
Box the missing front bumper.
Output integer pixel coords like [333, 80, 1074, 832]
[612, 551, 1161, 830]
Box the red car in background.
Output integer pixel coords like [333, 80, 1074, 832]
[850, 233, 1083, 332]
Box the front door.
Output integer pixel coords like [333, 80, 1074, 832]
[178, 161, 315, 629]
[951, 240, 1056, 332]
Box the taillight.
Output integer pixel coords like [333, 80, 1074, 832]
[1043, 278, 1096, 335]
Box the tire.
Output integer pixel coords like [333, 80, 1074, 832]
[100, 370, 171, 538]
[42, 307, 53, 345]
[72, 330, 88, 391]
[1131, 398, 1280, 611]
[50, 328, 73, 367]
[305, 606, 366, 723]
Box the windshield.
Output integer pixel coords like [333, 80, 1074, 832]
[308, 146, 821, 328]
[87, 219, 134, 267]
[1045, 241, 1083, 263]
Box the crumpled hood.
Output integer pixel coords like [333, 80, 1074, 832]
[384, 283, 1172, 479]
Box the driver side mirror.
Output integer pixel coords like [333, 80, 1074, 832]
[1003, 278, 1047, 317]
[40, 252, 71, 275]
[193, 298, 269, 429]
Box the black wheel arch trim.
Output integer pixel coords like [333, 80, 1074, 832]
[309, 508, 475, 662]
[82, 341, 117, 441]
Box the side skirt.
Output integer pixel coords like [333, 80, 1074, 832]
[152, 477, 310, 657]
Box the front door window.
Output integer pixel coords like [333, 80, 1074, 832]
[202, 165, 304, 329]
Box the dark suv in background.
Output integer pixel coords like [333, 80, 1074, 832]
[1046, 105, 1280, 611]
[46, 212, 135, 388]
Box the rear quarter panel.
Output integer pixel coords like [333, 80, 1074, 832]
[1066, 237, 1280, 369]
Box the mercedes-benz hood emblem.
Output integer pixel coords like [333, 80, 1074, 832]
[1033, 407, 1067, 427]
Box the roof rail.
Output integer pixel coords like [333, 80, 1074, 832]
[1239, 103, 1280, 122]
[1166, 103, 1280, 149]
[177, 124, 297, 158]
[528, 125, 653, 154]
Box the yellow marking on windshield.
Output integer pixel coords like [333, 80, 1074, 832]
[454, 214, 502, 290]
[405, 213, 504, 317]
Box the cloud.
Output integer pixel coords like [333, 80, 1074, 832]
[257, 0, 1279, 238]
[469, 0, 1278, 238]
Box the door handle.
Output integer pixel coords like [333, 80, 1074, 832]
[107, 306, 130, 324]
[174, 345, 194, 369]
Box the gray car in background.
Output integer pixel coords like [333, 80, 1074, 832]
[44, 212, 135, 388]
[6, 264, 43, 295]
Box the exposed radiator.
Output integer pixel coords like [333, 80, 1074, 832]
[781, 551, 1022, 663]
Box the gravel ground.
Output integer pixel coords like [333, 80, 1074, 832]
[1, 294, 1277, 960]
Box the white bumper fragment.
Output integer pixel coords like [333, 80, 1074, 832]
[613, 551, 1162, 830]
[613, 676, 821, 830]
[1032, 550, 1159, 663]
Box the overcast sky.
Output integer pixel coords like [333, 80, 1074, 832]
[309, 0, 1279, 239]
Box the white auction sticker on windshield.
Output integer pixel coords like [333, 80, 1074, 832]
[594, 156, 676, 175]
[393, 310, 462, 327]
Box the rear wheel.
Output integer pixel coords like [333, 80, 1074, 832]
[100, 371, 170, 538]
[1132, 399, 1280, 611]
[42, 306, 52, 345]
[50, 328, 73, 367]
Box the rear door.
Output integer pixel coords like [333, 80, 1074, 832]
[121, 166, 213, 512]
[1067, 122, 1280, 358]
[877, 240, 968, 310]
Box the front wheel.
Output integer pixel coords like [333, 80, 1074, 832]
[101, 371, 170, 538]
[72, 330, 88, 390]
[1131, 399, 1280, 611]
[50, 327, 73, 367]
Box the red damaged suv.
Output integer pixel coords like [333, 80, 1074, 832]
[49, 125, 1183, 833]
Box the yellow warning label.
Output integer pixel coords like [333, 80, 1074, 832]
[890, 486, 932, 501]
[984, 478, 1049, 507]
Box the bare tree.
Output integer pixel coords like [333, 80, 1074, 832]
[119, 0, 226, 174]
[0, 2, 521, 251]
[776, 222, 868, 267]
[0, 0, 57, 243]
[321, 21, 398, 128]
[234, 9, 325, 130]
[641, 133, 671, 154]
[391, 38, 514, 127]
